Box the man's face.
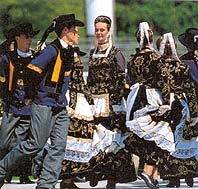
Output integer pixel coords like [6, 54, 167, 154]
[15, 34, 33, 52]
[64, 26, 80, 46]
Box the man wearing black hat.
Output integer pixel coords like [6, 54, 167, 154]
[178, 28, 198, 120]
[178, 28, 198, 149]
[179, 28, 198, 60]
[178, 28, 198, 139]
[0, 22, 39, 184]
[0, 14, 84, 189]
[179, 28, 198, 90]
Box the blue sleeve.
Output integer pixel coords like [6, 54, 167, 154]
[0, 55, 9, 75]
[31, 45, 57, 70]
[0, 55, 9, 98]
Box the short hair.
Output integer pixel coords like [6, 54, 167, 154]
[54, 22, 73, 37]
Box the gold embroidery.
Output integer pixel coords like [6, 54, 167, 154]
[0, 76, 6, 83]
[27, 64, 43, 74]
[17, 79, 24, 86]
[67, 135, 92, 143]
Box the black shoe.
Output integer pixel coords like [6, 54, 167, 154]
[60, 181, 80, 189]
[140, 171, 159, 189]
[89, 174, 98, 187]
[166, 179, 180, 187]
[89, 179, 98, 187]
[185, 176, 193, 187]
[106, 180, 116, 189]
[4, 175, 12, 183]
[19, 175, 34, 184]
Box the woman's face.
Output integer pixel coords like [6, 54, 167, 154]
[95, 22, 109, 44]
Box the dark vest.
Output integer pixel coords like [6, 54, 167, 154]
[7, 51, 34, 92]
[39, 39, 73, 96]
[3, 50, 34, 112]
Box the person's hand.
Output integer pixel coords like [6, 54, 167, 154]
[25, 99, 32, 105]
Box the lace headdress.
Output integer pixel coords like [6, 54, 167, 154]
[138, 22, 154, 50]
[159, 32, 179, 61]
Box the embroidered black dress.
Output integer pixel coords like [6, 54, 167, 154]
[125, 48, 173, 168]
[61, 53, 95, 179]
[157, 57, 198, 180]
[85, 46, 137, 184]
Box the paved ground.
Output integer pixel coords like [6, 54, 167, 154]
[1, 155, 198, 188]
[2, 178, 198, 189]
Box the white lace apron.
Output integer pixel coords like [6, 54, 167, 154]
[126, 83, 175, 153]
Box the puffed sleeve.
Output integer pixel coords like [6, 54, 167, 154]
[113, 50, 126, 102]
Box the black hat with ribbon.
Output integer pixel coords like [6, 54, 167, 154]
[4, 22, 40, 40]
[178, 28, 198, 50]
[54, 14, 84, 28]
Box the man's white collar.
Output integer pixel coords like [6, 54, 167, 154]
[59, 38, 68, 48]
[17, 49, 32, 57]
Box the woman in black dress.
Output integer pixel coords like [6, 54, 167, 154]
[156, 32, 198, 188]
[125, 22, 175, 189]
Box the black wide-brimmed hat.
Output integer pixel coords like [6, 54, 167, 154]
[4, 23, 40, 40]
[54, 14, 84, 28]
[178, 28, 198, 50]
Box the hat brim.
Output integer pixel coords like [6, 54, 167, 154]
[18, 29, 40, 37]
[31, 30, 40, 36]
[67, 20, 85, 27]
[4, 28, 40, 39]
[178, 33, 194, 50]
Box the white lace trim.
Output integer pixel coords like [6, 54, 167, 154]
[126, 115, 175, 152]
[126, 83, 175, 152]
[64, 124, 128, 162]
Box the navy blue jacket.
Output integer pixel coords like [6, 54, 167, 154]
[26, 39, 72, 108]
[0, 51, 32, 115]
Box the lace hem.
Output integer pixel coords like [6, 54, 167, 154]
[126, 115, 175, 152]
[64, 124, 128, 162]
